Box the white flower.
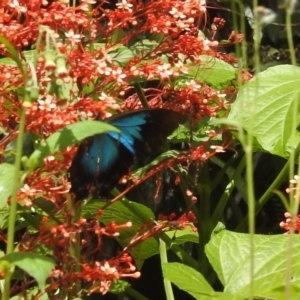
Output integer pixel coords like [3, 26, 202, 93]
[112, 68, 126, 84]
[157, 64, 173, 79]
[38, 95, 56, 111]
[65, 29, 83, 45]
[211, 145, 225, 153]
[169, 7, 186, 19]
[116, 0, 133, 13]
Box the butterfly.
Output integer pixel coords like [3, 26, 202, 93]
[68, 108, 187, 200]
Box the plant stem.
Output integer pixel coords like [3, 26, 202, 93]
[231, 0, 248, 74]
[235, 147, 297, 232]
[159, 239, 175, 300]
[285, 1, 296, 66]
[285, 4, 297, 299]
[134, 83, 149, 108]
[211, 154, 246, 224]
[194, 163, 212, 275]
[6, 110, 26, 249]
[71, 202, 82, 296]
[125, 286, 150, 300]
[2, 108, 26, 300]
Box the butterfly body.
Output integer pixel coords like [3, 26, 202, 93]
[69, 108, 186, 200]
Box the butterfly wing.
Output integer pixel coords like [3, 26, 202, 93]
[69, 109, 186, 200]
[107, 108, 187, 156]
[69, 134, 134, 200]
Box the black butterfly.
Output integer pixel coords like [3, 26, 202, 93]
[68, 108, 187, 200]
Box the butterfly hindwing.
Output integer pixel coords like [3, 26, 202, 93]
[68, 137, 96, 200]
[69, 108, 187, 200]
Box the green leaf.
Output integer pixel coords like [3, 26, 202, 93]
[228, 65, 300, 157]
[133, 150, 180, 178]
[4, 132, 34, 164]
[83, 199, 158, 268]
[0, 252, 55, 290]
[10, 287, 49, 300]
[99, 200, 158, 268]
[110, 28, 125, 44]
[0, 208, 9, 227]
[0, 163, 16, 209]
[28, 120, 119, 168]
[162, 263, 242, 300]
[49, 77, 76, 101]
[110, 279, 130, 293]
[131, 39, 159, 57]
[0, 50, 35, 67]
[188, 55, 236, 88]
[0, 35, 26, 80]
[0, 57, 19, 66]
[110, 48, 134, 66]
[205, 230, 300, 299]
[165, 226, 199, 245]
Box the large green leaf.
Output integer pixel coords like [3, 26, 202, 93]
[0, 163, 16, 209]
[0, 252, 55, 290]
[188, 55, 236, 88]
[28, 121, 119, 168]
[228, 65, 300, 157]
[83, 199, 158, 268]
[100, 200, 157, 268]
[205, 230, 300, 299]
[162, 262, 243, 300]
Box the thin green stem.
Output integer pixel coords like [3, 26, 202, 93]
[196, 163, 211, 275]
[211, 154, 246, 223]
[180, 163, 211, 275]
[252, 0, 261, 74]
[33, 31, 43, 68]
[285, 3, 298, 298]
[245, 145, 255, 300]
[133, 83, 149, 108]
[2, 108, 26, 300]
[245, 1, 260, 297]
[232, 0, 248, 73]
[235, 155, 290, 232]
[159, 239, 175, 300]
[238, 0, 248, 68]
[125, 286, 150, 300]
[178, 171, 201, 226]
[210, 152, 241, 191]
[71, 203, 82, 296]
[6, 109, 26, 252]
[285, 1, 296, 66]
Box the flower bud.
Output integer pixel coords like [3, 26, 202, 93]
[44, 49, 57, 70]
[55, 54, 68, 77]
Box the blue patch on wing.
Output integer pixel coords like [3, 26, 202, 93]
[99, 134, 119, 172]
[110, 112, 148, 127]
[107, 112, 149, 153]
[81, 134, 119, 175]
